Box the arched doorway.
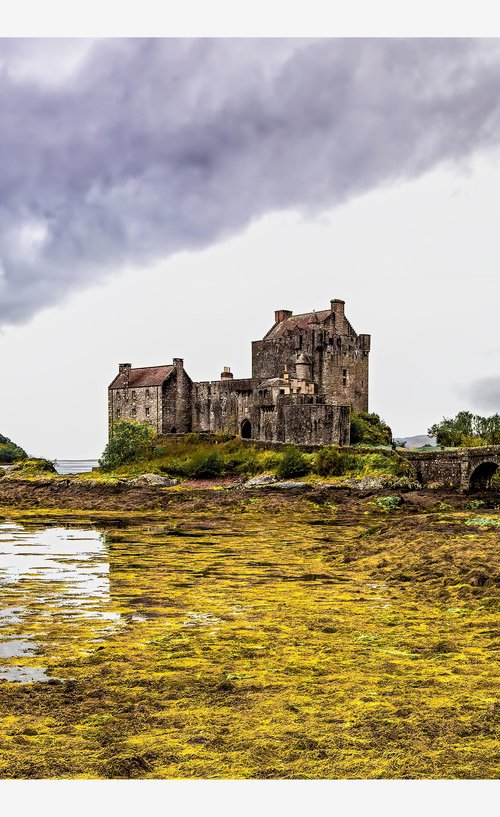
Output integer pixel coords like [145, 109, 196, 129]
[469, 461, 499, 491]
[241, 419, 252, 439]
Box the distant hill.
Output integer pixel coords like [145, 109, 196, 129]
[395, 435, 437, 449]
[0, 433, 28, 463]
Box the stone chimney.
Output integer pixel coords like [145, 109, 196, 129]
[173, 358, 184, 371]
[119, 363, 131, 388]
[330, 299, 345, 327]
[275, 309, 293, 324]
[221, 366, 234, 380]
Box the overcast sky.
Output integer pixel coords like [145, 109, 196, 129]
[1, 37, 500, 458]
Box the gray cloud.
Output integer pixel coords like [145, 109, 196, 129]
[461, 376, 500, 411]
[1, 38, 500, 324]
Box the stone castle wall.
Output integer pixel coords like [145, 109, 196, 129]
[192, 379, 253, 435]
[108, 385, 162, 436]
[109, 298, 369, 447]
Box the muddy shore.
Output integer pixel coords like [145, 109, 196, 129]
[0, 474, 497, 515]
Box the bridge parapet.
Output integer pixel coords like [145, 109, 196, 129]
[400, 446, 500, 491]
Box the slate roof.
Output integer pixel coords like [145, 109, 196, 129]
[264, 309, 355, 339]
[109, 365, 174, 390]
[264, 309, 331, 339]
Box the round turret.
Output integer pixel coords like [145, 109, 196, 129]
[295, 352, 311, 382]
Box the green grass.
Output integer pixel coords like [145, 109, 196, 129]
[97, 435, 410, 484]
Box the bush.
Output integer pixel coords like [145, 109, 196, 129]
[187, 451, 223, 479]
[350, 413, 392, 446]
[16, 458, 56, 474]
[99, 420, 156, 470]
[314, 448, 354, 476]
[276, 447, 309, 479]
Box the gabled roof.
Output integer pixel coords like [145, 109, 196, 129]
[109, 365, 174, 390]
[264, 309, 356, 339]
[264, 309, 331, 339]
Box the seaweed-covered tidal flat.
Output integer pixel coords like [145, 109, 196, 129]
[0, 495, 498, 779]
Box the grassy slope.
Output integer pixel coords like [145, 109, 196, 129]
[0, 494, 498, 779]
[95, 435, 410, 482]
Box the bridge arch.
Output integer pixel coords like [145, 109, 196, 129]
[469, 461, 499, 491]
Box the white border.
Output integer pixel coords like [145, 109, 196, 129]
[2, 0, 500, 37]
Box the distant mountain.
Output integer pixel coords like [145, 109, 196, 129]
[395, 435, 437, 449]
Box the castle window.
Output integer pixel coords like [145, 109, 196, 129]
[342, 368, 348, 387]
[145, 407, 150, 417]
[131, 407, 137, 416]
[116, 408, 121, 417]
[279, 389, 285, 395]
[117, 392, 121, 400]
[145, 389, 150, 399]
[132, 391, 136, 400]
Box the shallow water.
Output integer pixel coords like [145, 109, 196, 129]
[0, 522, 115, 682]
[53, 460, 99, 474]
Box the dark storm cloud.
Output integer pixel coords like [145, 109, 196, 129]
[1, 37, 500, 324]
[463, 376, 500, 411]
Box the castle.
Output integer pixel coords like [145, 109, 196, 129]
[108, 299, 370, 446]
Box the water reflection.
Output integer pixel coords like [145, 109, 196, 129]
[0, 521, 114, 682]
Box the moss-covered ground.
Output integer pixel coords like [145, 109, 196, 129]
[0, 493, 498, 779]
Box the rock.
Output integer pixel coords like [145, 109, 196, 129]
[345, 476, 388, 492]
[243, 475, 308, 490]
[345, 475, 420, 492]
[243, 474, 277, 488]
[129, 473, 179, 487]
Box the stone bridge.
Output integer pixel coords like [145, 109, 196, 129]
[401, 446, 500, 491]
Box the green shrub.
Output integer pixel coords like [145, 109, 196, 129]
[187, 451, 223, 479]
[314, 448, 354, 476]
[350, 413, 392, 445]
[277, 447, 309, 479]
[16, 458, 56, 474]
[99, 420, 156, 470]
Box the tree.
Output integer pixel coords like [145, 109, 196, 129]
[99, 420, 156, 469]
[0, 433, 27, 462]
[428, 411, 500, 448]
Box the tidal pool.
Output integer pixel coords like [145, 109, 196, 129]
[0, 502, 498, 779]
[0, 522, 117, 682]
